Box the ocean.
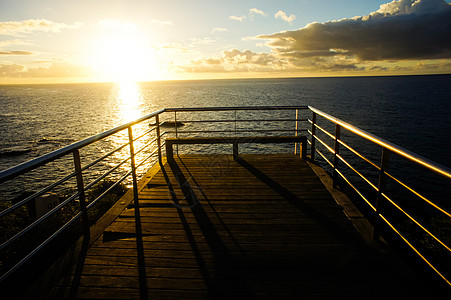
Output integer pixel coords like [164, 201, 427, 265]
[1, 75, 450, 207]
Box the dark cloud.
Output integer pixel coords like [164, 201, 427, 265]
[259, 0, 451, 61]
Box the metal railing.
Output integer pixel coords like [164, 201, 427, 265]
[0, 108, 164, 284]
[0, 105, 450, 288]
[308, 106, 451, 286]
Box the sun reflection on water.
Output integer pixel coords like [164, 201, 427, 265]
[117, 81, 142, 123]
[106, 81, 157, 184]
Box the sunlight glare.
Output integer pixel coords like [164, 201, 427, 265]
[91, 30, 162, 82]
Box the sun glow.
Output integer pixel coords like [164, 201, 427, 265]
[90, 28, 162, 82]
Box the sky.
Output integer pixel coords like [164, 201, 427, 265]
[0, 0, 450, 83]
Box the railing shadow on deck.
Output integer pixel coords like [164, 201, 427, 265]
[235, 157, 363, 248]
[164, 158, 256, 297]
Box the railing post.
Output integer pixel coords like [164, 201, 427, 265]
[128, 126, 148, 294]
[234, 110, 237, 133]
[332, 124, 341, 188]
[128, 126, 139, 205]
[311, 111, 317, 161]
[73, 149, 90, 235]
[373, 148, 391, 241]
[174, 111, 179, 155]
[295, 109, 299, 155]
[155, 114, 162, 164]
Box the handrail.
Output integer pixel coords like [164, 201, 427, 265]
[308, 106, 451, 179]
[308, 105, 451, 286]
[164, 106, 309, 112]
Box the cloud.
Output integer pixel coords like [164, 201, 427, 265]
[159, 42, 191, 53]
[0, 64, 24, 76]
[0, 50, 33, 56]
[151, 19, 173, 26]
[275, 10, 296, 24]
[0, 62, 91, 78]
[375, 0, 449, 16]
[211, 27, 228, 34]
[180, 56, 226, 73]
[180, 49, 289, 73]
[178, 0, 451, 76]
[261, 0, 451, 61]
[189, 37, 216, 46]
[222, 49, 278, 66]
[229, 15, 247, 22]
[32, 58, 64, 64]
[0, 19, 82, 36]
[97, 19, 139, 31]
[0, 40, 25, 48]
[250, 8, 268, 18]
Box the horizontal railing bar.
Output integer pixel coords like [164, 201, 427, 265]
[0, 169, 78, 218]
[309, 106, 451, 179]
[335, 168, 377, 212]
[132, 128, 155, 143]
[336, 153, 379, 192]
[0, 109, 165, 184]
[165, 129, 306, 135]
[147, 125, 157, 132]
[83, 154, 132, 193]
[0, 209, 84, 282]
[0, 190, 80, 251]
[164, 106, 309, 112]
[378, 214, 451, 285]
[135, 149, 159, 170]
[384, 171, 451, 217]
[86, 170, 132, 210]
[381, 192, 451, 252]
[313, 148, 334, 168]
[338, 139, 381, 171]
[175, 118, 309, 123]
[309, 120, 336, 141]
[80, 141, 131, 173]
[159, 141, 167, 157]
[311, 134, 335, 156]
[133, 139, 157, 158]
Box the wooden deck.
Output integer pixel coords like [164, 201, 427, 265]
[47, 154, 429, 299]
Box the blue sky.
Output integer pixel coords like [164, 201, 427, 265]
[0, 0, 450, 83]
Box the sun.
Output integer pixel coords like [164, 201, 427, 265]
[90, 30, 162, 82]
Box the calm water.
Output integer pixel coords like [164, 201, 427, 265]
[1, 75, 450, 206]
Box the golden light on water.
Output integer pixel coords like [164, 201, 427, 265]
[116, 81, 142, 122]
[109, 81, 154, 179]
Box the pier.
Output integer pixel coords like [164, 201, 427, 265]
[0, 106, 449, 298]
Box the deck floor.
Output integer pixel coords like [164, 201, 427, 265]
[48, 154, 428, 299]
